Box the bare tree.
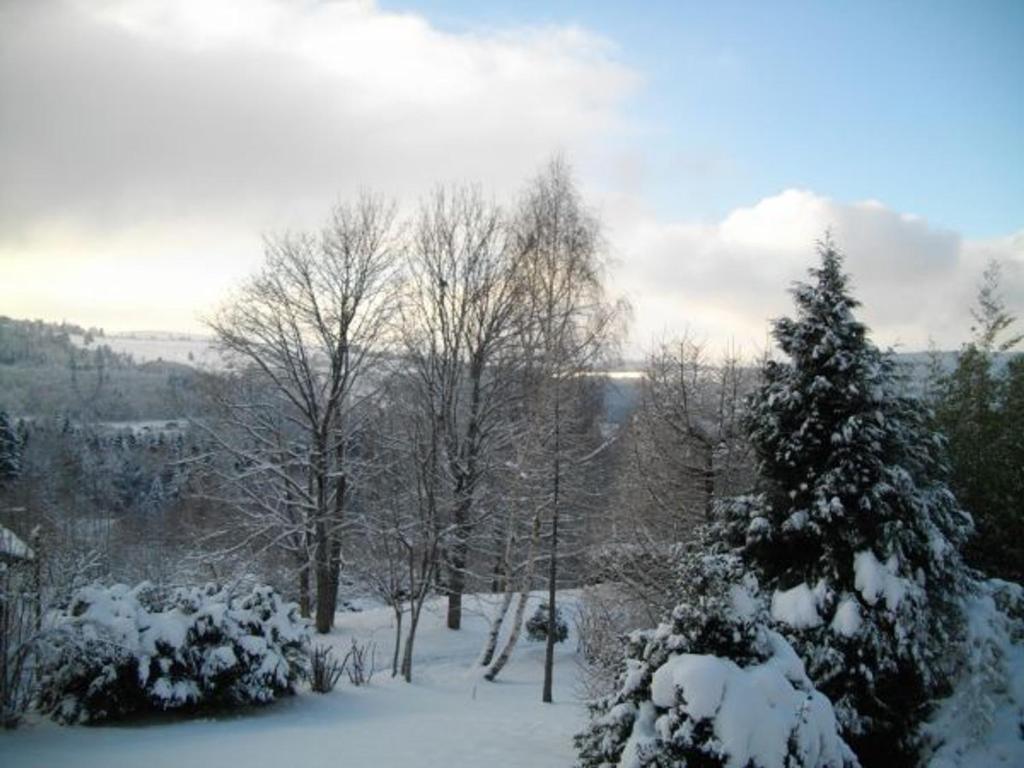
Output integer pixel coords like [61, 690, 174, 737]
[204, 195, 399, 633]
[478, 159, 625, 699]
[400, 186, 525, 631]
[567, 340, 757, 683]
[632, 337, 754, 527]
[346, 386, 441, 681]
[193, 371, 316, 615]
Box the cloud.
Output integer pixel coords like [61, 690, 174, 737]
[1, 1, 1020, 353]
[0, 0, 636, 329]
[0, 0, 635, 230]
[606, 189, 1024, 354]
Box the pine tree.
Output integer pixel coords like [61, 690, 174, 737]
[720, 239, 970, 764]
[0, 409, 21, 489]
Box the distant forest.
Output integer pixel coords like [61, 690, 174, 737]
[0, 316, 206, 421]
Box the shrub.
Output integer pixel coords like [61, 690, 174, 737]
[576, 550, 857, 768]
[342, 637, 376, 687]
[309, 645, 344, 694]
[526, 602, 568, 644]
[36, 582, 308, 724]
[1, 560, 40, 729]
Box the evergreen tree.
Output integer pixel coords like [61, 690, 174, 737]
[575, 241, 972, 768]
[575, 536, 856, 768]
[720, 240, 970, 764]
[932, 261, 1023, 582]
[0, 409, 21, 489]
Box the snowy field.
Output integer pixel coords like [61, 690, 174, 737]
[0, 593, 585, 768]
[2, 589, 1021, 767]
[70, 332, 223, 369]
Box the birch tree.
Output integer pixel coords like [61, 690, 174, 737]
[519, 160, 623, 703]
[479, 159, 624, 698]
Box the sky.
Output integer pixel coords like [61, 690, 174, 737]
[1, 0, 1021, 356]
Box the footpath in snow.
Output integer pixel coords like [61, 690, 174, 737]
[0, 593, 586, 768]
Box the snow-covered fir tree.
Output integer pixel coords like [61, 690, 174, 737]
[718, 240, 971, 764]
[575, 534, 857, 768]
[576, 241, 973, 768]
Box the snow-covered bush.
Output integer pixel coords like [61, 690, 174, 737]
[36, 582, 309, 723]
[527, 602, 568, 644]
[923, 578, 1024, 766]
[576, 549, 856, 768]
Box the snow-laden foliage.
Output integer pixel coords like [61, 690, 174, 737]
[923, 578, 1024, 766]
[577, 242, 977, 768]
[575, 547, 856, 768]
[717, 241, 971, 764]
[527, 602, 569, 644]
[36, 582, 309, 724]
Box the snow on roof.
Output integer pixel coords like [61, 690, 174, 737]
[0, 525, 34, 561]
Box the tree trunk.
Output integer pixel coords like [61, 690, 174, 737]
[484, 584, 530, 682]
[326, 537, 343, 620]
[485, 512, 541, 682]
[702, 443, 715, 521]
[479, 514, 516, 666]
[401, 605, 422, 682]
[445, 571, 464, 630]
[298, 564, 311, 619]
[391, 605, 403, 677]
[313, 441, 335, 634]
[328, 457, 347, 620]
[30, 526, 42, 631]
[542, 521, 558, 702]
[479, 587, 515, 668]
[445, 505, 470, 630]
[314, 556, 334, 634]
[542, 405, 561, 704]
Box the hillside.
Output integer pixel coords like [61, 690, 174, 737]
[0, 317, 207, 421]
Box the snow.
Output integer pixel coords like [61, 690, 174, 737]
[619, 701, 659, 768]
[644, 631, 854, 768]
[0, 524, 34, 560]
[1, 592, 584, 768]
[651, 654, 729, 718]
[770, 582, 824, 629]
[924, 581, 1024, 768]
[729, 578, 760, 622]
[853, 549, 909, 611]
[141, 610, 191, 654]
[830, 597, 862, 637]
[70, 332, 222, 369]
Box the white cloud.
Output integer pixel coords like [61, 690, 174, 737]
[0, 0, 636, 330]
[1, 1, 1020, 353]
[605, 189, 1024, 355]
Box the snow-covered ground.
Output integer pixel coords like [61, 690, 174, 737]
[3, 588, 1021, 767]
[0, 593, 586, 768]
[70, 332, 222, 369]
